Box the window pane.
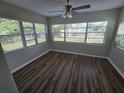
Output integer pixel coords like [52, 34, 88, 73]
[37, 33, 46, 43]
[66, 33, 85, 42]
[88, 22, 107, 32]
[66, 23, 87, 32]
[35, 23, 46, 43]
[87, 33, 105, 39]
[53, 32, 64, 41]
[87, 33, 105, 44]
[25, 34, 36, 46]
[87, 38, 104, 44]
[52, 24, 64, 41]
[115, 21, 124, 49]
[88, 22, 107, 27]
[23, 28, 34, 34]
[66, 23, 86, 42]
[22, 22, 34, 34]
[35, 23, 45, 33]
[0, 18, 23, 52]
[52, 24, 64, 33]
[87, 21, 107, 44]
[22, 22, 36, 46]
[22, 22, 33, 27]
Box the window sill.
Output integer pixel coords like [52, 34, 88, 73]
[115, 45, 124, 52]
[52, 41, 105, 46]
[83, 43, 105, 46]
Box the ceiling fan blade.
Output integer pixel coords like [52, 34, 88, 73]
[48, 10, 64, 13]
[72, 4, 91, 10]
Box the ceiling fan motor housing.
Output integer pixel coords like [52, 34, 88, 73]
[66, 5, 72, 13]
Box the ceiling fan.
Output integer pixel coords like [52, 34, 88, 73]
[48, 0, 91, 19]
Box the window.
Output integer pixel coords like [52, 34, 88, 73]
[35, 23, 46, 43]
[52, 21, 107, 44]
[0, 18, 23, 52]
[87, 22, 107, 44]
[22, 22, 36, 46]
[52, 24, 64, 41]
[115, 20, 124, 50]
[66, 23, 86, 42]
[0, 17, 47, 53]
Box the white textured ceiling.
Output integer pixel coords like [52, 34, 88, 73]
[1, 0, 124, 17]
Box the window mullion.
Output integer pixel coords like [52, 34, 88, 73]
[64, 24, 66, 42]
[44, 24, 48, 42]
[85, 22, 88, 43]
[33, 23, 38, 44]
[19, 21, 27, 47]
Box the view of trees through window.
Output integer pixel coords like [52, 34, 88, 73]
[52, 24, 64, 41]
[35, 23, 46, 43]
[52, 21, 107, 44]
[87, 22, 107, 43]
[0, 18, 46, 53]
[0, 18, 23, 52]
[115, 20, 124, 49]
[66, 23, 87, 42]
[22, 22, 36, 46]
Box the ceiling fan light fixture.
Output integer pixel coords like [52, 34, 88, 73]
[62, 12, 72, 19]
[68, 13, 72, 18]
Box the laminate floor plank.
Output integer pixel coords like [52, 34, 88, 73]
[13, 51, 124, 93]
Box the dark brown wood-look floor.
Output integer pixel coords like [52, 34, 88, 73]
[13, 51, 124, 93]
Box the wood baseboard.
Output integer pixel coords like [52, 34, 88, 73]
[107, 57, 124, 79]
[50, 49, 107, 59]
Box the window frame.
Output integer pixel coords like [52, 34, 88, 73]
[0, 17, 47, 54]
[52, 21, 108, 45]
[52, 24, 65, 42]
[22, 21, 37, 47]
[86, 21, 107, 44]
[34, 23, 47, 44]
[114, 19, 124, 51]
[0, 18, 24, 53]
[65, 23, 87, 43]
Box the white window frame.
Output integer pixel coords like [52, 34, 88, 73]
[65, 23, 87, 43]
[86, 22, 107, 44]
[0, 17, 47, 54]
[22, 21, 37, 47]
[52, 24, 65, 42]
[34, 23, 47, 44]
[115, 19, 124, 51]
[52, 21, 107, 45]
[0, 18, 24, 53]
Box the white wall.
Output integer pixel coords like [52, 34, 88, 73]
[0, 1, 50, 71]
[48, 9, 120, 56]
[0, 44, 19, 93]
[109, 8, 124, 75]
[6, 43, 49, 71]
[0, 1, 46, 24]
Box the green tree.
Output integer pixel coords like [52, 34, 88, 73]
[35, 23, 45, 33]
[0, 18, 20, 35]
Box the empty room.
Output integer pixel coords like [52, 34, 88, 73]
[0, 0, 124, 93]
